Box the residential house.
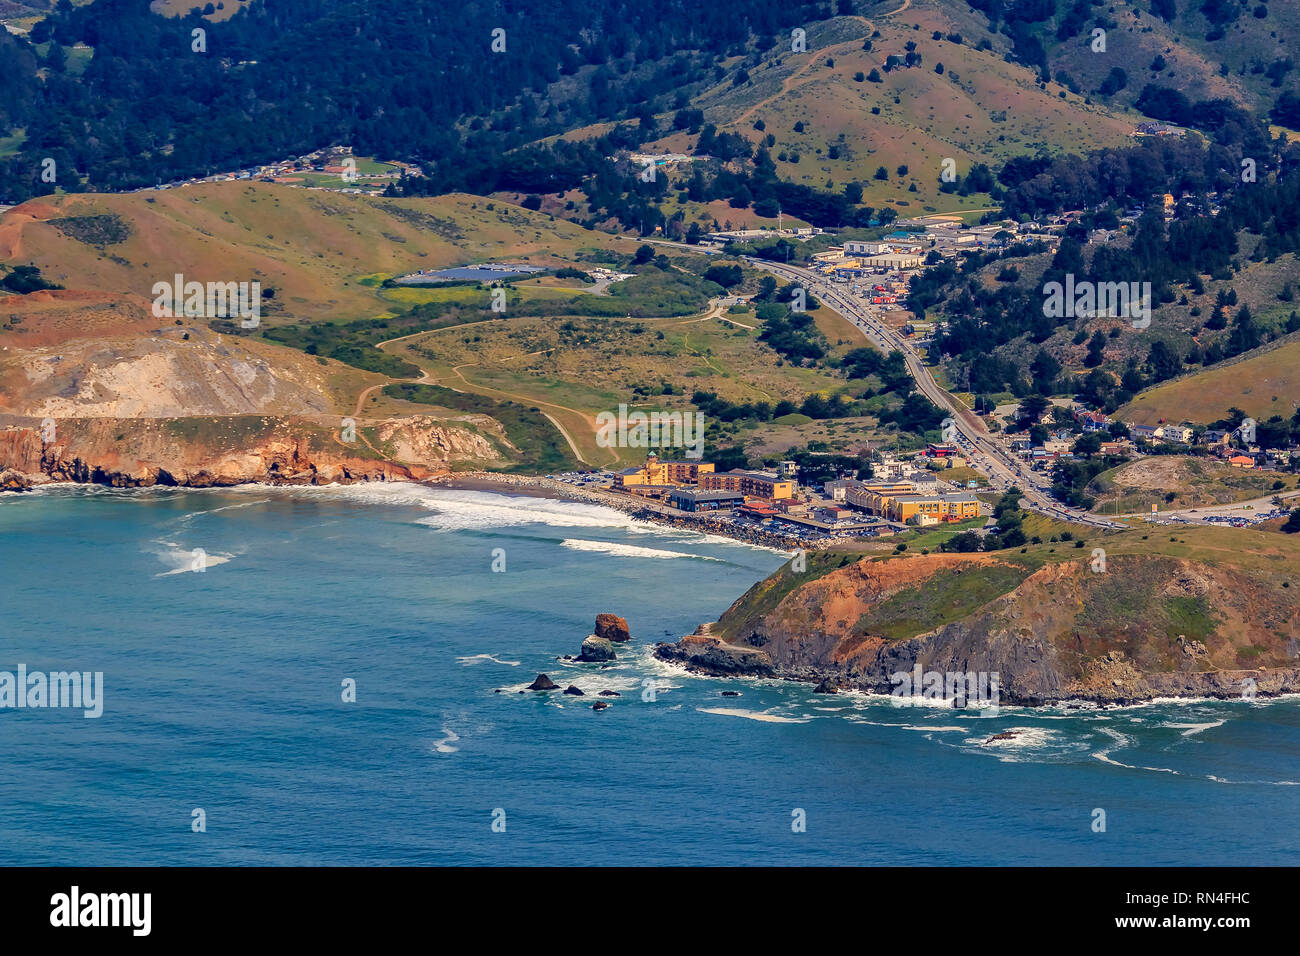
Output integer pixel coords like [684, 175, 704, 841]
[1077, 410, 1111, 432]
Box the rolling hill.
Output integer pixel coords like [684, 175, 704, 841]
[0, 184, 635, 323]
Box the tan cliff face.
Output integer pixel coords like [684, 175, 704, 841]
[661, 550, 1300, 705]
[0, 415, 501, 488]
[0, 295, 343, 419]
[0, 287, 512, 485]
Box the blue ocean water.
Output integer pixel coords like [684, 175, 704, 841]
[1, 483, 1298, 866]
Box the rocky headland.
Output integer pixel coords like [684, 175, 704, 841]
[655, 549, 1300, 706]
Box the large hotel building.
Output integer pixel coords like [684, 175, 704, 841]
[613, 455, 793, 500]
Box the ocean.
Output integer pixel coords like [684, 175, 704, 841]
[2, 484, 1298, 866]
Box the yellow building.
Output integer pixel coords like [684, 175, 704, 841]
[886, 493, 982, 524]
[613, 454, 714, 490]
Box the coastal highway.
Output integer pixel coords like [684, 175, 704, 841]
[745, 258, 1125, 531]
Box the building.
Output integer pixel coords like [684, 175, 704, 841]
[1162, 425, 1195, 444]
[863, 253, 924, 270]
[834, 477, 971, 521]
[737, 499, 779, 520]
[844, 240, 890, 256]
[1078, 410, 1110, 432]
[1131, 424, 1162, 443]
[885, 493, 983, 524]
[668, 488, 744, 512]
[613, 454, 715, 490]
[1228, 455, 1256, 469]
[699, 469, 795, 500]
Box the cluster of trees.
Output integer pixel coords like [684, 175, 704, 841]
[0, 266, 61, 294]
[689, 389, 851, 423]
[998, 135, 1278, 221]
[841, 347, 912, 392]
[753, 281, 826, 364]
[920, 147, 1300, 408]
[0, 0, 834, 199]
[940, 489, 1027, 552]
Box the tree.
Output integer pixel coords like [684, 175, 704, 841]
[1073, 432, 1102, 458]
[633, 245, 656, 265]
[1282, 509, 1300, 534]
[704, 265, 743, 288]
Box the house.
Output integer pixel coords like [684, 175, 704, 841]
[1201, 429, 1230, 448]
[1162, 425, 1195, 444]
[1131, 424, 1162, 443]
[1078, 410, 1110, 432]
[1228, 455, 1256, 469]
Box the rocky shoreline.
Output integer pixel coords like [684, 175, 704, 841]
[653, 628, 1300, 707]
[0, 422, 809, 550]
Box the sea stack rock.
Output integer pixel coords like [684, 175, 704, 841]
[527, 673, 559, 691]
[592, 701, 610, 711]
[812, 679, 839, 694]
[577, 636, 617, 662]
[594, 613, 632, 643]
[563, 685, 584, 696]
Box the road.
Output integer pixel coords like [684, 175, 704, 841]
[745, 258, 1125, 530]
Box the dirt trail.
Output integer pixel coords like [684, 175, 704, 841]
[347, 323, 610, 466]
[450, 362, 601, 466]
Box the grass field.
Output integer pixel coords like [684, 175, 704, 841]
[148, 0, 252, 22]
[1119, 339, 1300, 425]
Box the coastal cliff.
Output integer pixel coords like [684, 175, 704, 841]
[0, 414, 497, 488]
[655, 542, 1300, 705]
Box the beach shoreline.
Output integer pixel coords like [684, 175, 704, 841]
[433, 470, 820, 551]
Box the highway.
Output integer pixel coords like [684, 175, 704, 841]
[745, 257, 1126, 530]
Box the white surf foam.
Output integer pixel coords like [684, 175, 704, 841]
[152, 542, 233, 576]
[1163, 720, 1226, 737]
[456, 653, 521, 667]
[559, 538, 723, 561]
[696, 707, 813, 723]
